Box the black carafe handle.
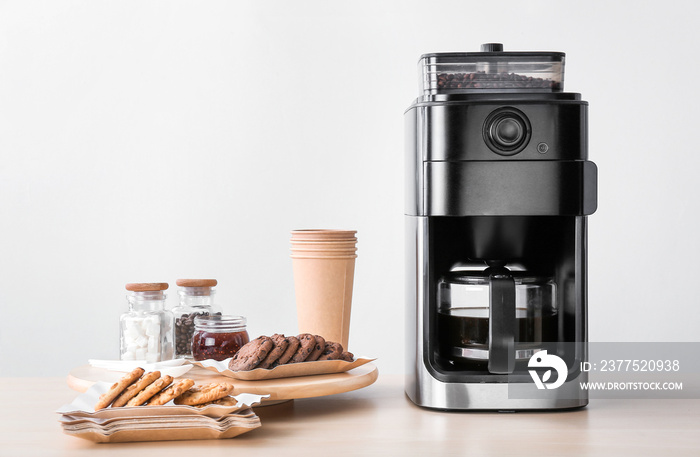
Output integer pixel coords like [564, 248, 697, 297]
[488, 269, 516, 374]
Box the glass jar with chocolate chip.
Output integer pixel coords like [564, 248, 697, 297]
[171, 279, 222, 359]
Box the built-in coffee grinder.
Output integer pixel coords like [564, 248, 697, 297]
[405, 44, 597, 410]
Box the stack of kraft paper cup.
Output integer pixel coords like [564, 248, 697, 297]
[290, 230, 357, 349]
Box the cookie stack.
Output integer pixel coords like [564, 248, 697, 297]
[228, 333, 354, 372]
[57, 371, 264, 443]
[95, 368, 235, 409]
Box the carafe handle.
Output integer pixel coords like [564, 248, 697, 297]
[488, 271, 515, 374]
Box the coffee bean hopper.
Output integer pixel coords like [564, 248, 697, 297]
[404, 43, 598, 410]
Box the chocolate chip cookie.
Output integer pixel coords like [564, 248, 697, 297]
[257, 333, 289, 369]
[228, 336, 274, 371]
[290, 333, 316, 363]
[275, 335, 299, 365]
[305, 335, 326, 361]
[317, 341, 343, 360]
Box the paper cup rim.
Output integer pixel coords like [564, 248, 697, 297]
[291, 238, 357, 242]
[290, 239, 357, 243]
[290, 246, 357, 251]
[290, 230, 357, 240]
[291, 229, 357, 234]
[290, 254, 358, 259]
[291, 252, 357, 256]
[290, 241, 357, 248]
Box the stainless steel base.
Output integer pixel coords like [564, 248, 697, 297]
[405, 364, 588, 411]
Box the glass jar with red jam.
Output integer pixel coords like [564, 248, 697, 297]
[191, 315, 249, 361]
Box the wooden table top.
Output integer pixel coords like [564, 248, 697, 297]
[1, 374, 699, 456]
[67, 362, 378, 403]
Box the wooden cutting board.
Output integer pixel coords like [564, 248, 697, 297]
[67, 363, 378, 402]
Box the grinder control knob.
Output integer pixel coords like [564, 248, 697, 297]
[483, 107, 531, 156]
[492, 117, 523, 147]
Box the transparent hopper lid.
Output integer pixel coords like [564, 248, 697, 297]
[420, 43, 565, 95]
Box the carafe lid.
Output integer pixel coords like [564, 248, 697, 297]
[419, 43, 565, 95]
[440, 270, 553, 286]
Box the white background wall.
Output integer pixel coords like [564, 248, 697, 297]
[1, 1, 698, 377]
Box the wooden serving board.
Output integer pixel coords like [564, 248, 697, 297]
[67, 363, 378, 403]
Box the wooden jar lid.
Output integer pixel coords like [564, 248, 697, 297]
[176, 279, 218, 287]
[125, 283, 169, 292]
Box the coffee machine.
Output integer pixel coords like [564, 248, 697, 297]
[405, 44, 597, 410]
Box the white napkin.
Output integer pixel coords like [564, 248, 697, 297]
[88, 359, 192, 378]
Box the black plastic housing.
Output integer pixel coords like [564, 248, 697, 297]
[405, 93, 597, 218]
[405, 91, 597, 384]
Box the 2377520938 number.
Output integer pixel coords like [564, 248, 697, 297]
[599, 359, 680, 372]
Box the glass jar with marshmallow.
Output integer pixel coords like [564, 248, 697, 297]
[119, 283, 174, 362]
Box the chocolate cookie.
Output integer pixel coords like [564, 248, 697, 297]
[275, 335, 299, 365]
[339, 351, 354, 362]
[257, 334, 289, 369]
[317, 341, 343, 360]
[228, 336, 274, 371]
[305, 335, 326, 362]
[290, 333, 316, 363]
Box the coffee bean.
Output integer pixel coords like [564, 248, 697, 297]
[435, 71, 561, 91]
[174, 311, 214, 358]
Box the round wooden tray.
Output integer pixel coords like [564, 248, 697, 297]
[67, 363, 378, 403]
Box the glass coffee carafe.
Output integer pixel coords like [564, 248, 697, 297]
[437, 264, 557, 373]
